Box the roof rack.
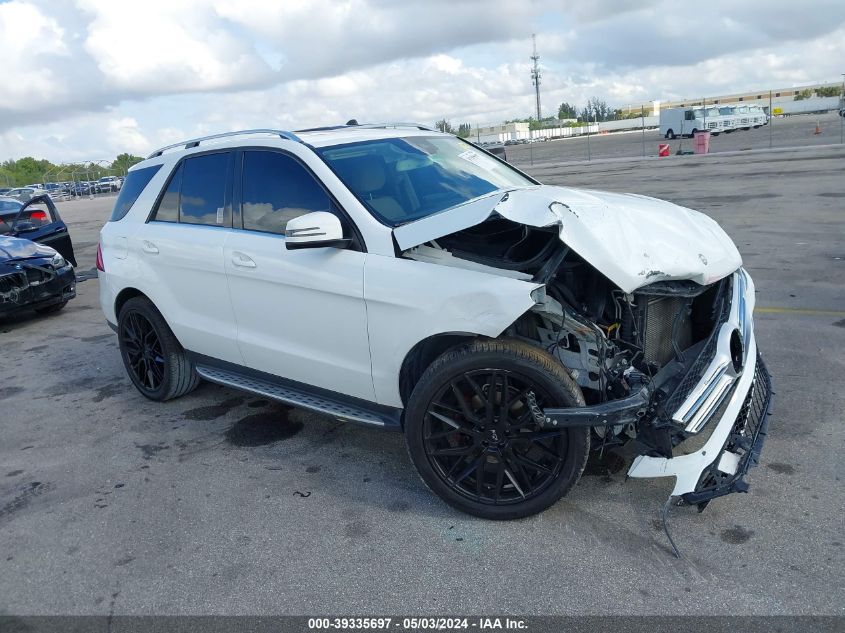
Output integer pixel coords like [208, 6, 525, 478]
[294, 122, 438, 133]
[147, 129, 303, 159]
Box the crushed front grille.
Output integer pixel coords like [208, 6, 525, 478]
[664, 277, 733, 414]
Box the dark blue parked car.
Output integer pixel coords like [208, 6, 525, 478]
[0, 194, 78, 316]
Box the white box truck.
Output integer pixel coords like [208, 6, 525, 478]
[660, 107, 721, 139]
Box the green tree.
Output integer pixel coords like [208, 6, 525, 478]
[580, 97, 613, 122]
[557, 102, 577, 119]
[434, 119, 453, 134]
[111, 153, 144, 174]
[816, 86, 842, 98]
[456, 123, 472, 138]
[794, 88, 813, 101]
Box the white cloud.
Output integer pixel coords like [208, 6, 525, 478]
[78, 0, 272, 92]
[0, 0, 843, 161]
[0, 1, 69, 109]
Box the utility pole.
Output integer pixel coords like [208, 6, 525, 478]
[641, 105, 646, 156]
[840, 73, 844, 145]
[769, 90, 773, 148]
[530, 34, 541, 123]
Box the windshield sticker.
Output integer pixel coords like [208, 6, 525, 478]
[457, 149, 492, 168]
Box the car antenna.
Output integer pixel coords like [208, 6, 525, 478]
[346, 119, 359, 126]
[661, 495, 682, 559]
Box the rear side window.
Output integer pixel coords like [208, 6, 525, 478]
[151, 152, 232, 226]
[154, 163, 182, 223]
[110, 165, 161, 221]
[241, 150, 331, 235]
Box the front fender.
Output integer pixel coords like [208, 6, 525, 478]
[364, 255, 540, 407]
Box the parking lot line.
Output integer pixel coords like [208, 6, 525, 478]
[754, 306, 845, 317]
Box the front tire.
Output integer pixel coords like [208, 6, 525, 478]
[117, 296, 199, 401]
[405, 338, 590, 519]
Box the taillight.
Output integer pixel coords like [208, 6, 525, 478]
[96, 242, 105, 272]
[30, 210, 48, 223]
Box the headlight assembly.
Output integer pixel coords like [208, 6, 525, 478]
[50, 253, 67, 269]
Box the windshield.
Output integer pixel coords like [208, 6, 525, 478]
[317, 135, 534, 226]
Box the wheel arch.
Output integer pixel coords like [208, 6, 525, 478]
[114, 286, 146, 319]
[398, 332, 479, 405]
[114, 287, 186, 348]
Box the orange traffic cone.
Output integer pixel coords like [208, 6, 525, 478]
[814, 121, 822, 135]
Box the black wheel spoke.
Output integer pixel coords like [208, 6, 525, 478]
[531, 440, 563, 462]
[449, 381, 480, 424]
[503, 452, 534, 495]
[453, 453, 485, 485]
[446, 448, 480, 479]
[493, 462, 506, 502]
[120, 310, 165, 392]
[424, 367, 569, 506]
[427, 410, 478, 437]
[475, 456, 486, 497]
[430, 444, 475, 457]
[510, 451, 556, 477]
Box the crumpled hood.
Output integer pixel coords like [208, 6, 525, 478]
[393, 185, 742, 293]
[0, 235, 56, 261]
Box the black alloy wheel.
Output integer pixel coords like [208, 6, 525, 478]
[120, 310, 165, 393]
[424, 369, 566, 505]
[405, 339, 590, 519]
[117, 296, 199, 401]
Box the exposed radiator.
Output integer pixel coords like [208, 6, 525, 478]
[642, 296, 691, 367]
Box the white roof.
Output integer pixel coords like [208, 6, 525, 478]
[142, 125, 449, 161]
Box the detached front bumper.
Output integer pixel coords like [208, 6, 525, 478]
[627, 268, 772, 502]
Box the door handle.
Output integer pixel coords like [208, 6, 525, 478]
[231, 252, 257, 268]
[141, 240, 159, 254]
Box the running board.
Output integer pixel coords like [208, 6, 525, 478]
[195, 365, 400, 429]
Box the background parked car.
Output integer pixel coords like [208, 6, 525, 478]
[0, 195, 77, 265]
[0, 234, 76, 317]
[4, 187, 43, 203]
[96, 176, 122, 192]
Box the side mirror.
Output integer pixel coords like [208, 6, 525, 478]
[284, 212, 350, 250]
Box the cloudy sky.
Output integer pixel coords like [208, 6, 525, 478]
[2, 0, 844, 162]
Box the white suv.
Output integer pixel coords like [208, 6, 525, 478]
[99, 124, 770, 520]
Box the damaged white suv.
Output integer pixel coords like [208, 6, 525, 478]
[99, 125, 771, 519]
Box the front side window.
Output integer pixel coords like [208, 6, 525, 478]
[241, 150, 332, 235]
[316, 135, 534, 226]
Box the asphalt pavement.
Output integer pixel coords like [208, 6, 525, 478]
[1, 143, 843, 615]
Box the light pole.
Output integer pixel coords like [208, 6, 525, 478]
[840, 73, 844, 145]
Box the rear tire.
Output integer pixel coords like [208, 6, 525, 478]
[117, 296, 199, 401]
[405, 338, 590, 519]
[665, 129, 676, 140]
